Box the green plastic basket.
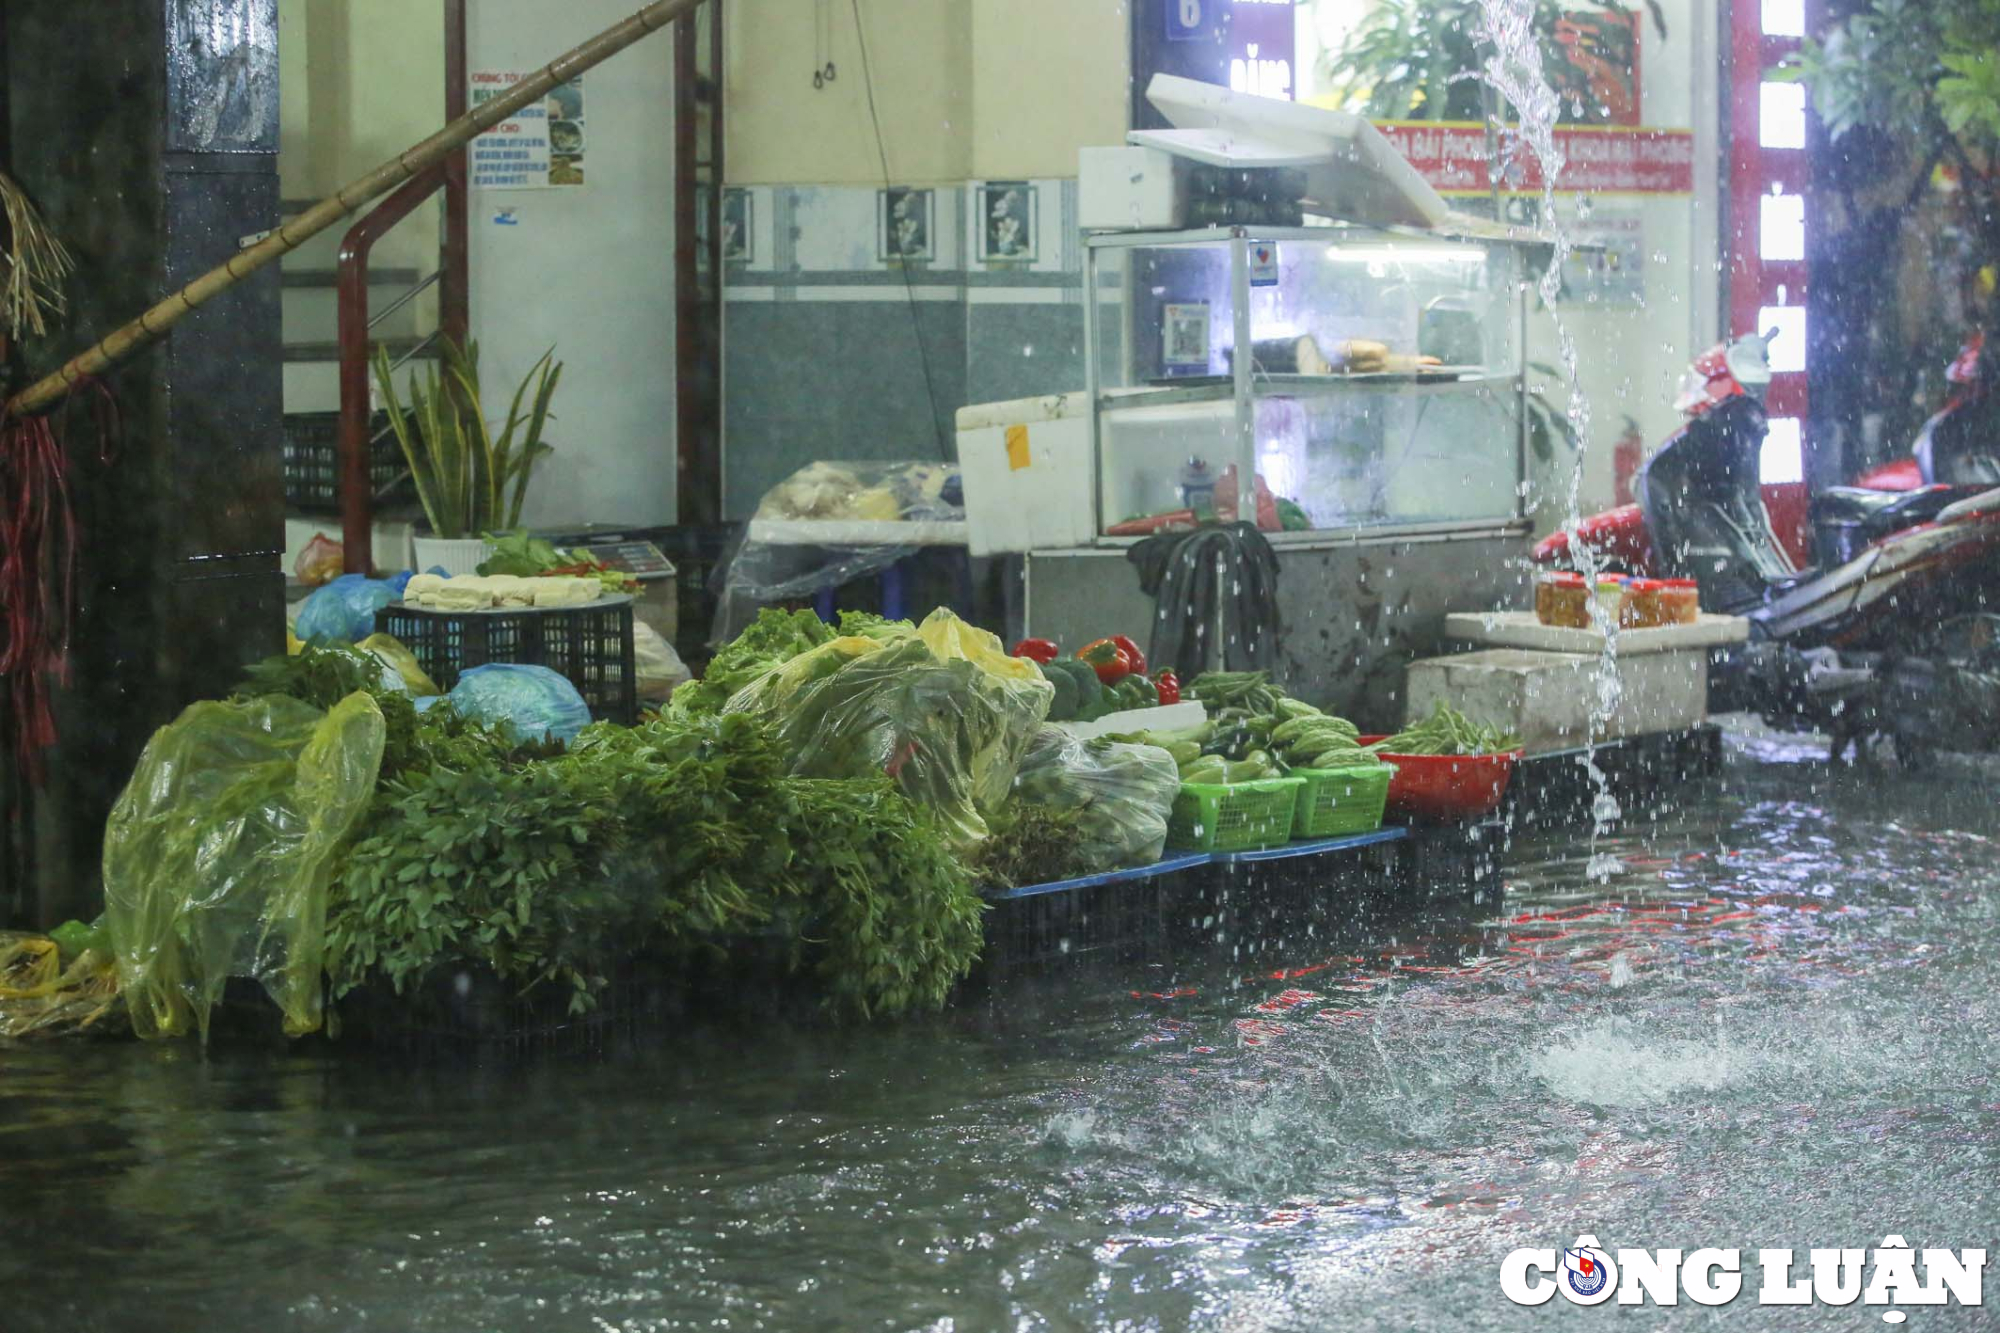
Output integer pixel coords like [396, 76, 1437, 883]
[1168, 777, 1305, 852]
[1290, 762, 1395, 839]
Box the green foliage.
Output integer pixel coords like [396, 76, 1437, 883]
[1324, 1, 1662, 124]
[836, 609, 915, 641]
[1781, 0, 2000, 258]
[670, 606, 835, 715]
[374, 337, 562, 540]
[236, 642, 559, 781]
[781, 777, 985, 1019]
[971, 802, 1089, 890]
[324, 709, 985, 1020]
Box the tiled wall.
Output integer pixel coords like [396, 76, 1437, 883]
[721, 179, 1086, 516]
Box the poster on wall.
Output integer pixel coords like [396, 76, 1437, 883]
[1550, 10, 1642, 125]
[879, 187, 934, 263]
[697, 186, 752, 267]
[469, 72, 585, 188]
[977, 181, 1037, 264]
[1162, 303, 1211, 372]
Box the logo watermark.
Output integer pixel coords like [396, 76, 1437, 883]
[1502, 1235, 1985, 1323]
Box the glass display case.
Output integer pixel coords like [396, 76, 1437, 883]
[1082, 225, 1531, 540]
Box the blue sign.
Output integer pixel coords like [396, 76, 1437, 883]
[1165, 0, 1215, 43]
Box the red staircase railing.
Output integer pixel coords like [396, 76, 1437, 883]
[338, 0, 468, 574]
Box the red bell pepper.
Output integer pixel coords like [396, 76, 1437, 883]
[1109, 634, 1147, 677]
[1010, 637, 1060, 664]
[1152, 668, 1181, 705]
[1077, 638, 1136, 684]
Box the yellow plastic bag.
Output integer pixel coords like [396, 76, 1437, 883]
[0, 934, 121, 1039]
[917, 608, 1045, 684]
[102, 691, 387, 1040]
[358, 632, 441, 697]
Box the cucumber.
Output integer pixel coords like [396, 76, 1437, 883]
[1181, 757, 1229, 785]
[1275, 697, 1322, 722]
[1224, 758, 1275, 783]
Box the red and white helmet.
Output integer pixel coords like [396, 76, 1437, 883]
[1674, 329, 1776, 418]
[1946, 330, 1987, 387]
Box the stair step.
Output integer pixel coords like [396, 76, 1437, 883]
[282, 336, 436, 364]
[280, 267, 425, 289]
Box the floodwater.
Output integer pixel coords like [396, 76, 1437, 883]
[3, 725, 1996, 1331]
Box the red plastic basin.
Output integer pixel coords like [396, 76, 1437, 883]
[1357, 736, 1524, 822]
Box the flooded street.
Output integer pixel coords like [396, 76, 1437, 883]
[3, 725, 1995, 1331]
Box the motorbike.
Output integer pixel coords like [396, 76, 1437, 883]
[1533, 329, 2000, 761]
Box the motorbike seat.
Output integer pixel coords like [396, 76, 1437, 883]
[1810, 487, 1910, 524]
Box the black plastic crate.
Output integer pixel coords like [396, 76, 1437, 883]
[283, 411, 413, 514]
[375, 599, 639, 725]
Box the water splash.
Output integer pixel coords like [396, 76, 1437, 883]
[1474, 0, 1623, 848]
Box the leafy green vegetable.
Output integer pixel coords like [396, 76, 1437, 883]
[672, 607, 835, 716]
[477, 530, 638, 594]
[970, 802, 1088, 890]
[836, 609, 915, 641]
[781, 776, 985, 1017]
[325, 709, 984, 1020]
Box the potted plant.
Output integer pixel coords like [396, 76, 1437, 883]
[374, 337, 562, 575]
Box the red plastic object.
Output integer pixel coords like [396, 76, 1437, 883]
[1852, 457, 1924, 492]
[1532, 503, 1657, 574]
[1358, 736, 1523, 822]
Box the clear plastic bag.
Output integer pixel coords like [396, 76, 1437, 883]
[715, 461, 963, 640]
[293, 533, 345, 587]
[101, 691, 387, 1040]
[632, 620, 693, 703]
[1011, 725, 1181, 874]
[420, 663, 592, 743]
[726, 611, 1052, 849]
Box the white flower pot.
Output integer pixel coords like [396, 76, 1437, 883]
[411, 534, 491, 578]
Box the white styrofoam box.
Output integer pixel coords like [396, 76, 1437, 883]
[956, 392, 1096, 555]
[1055, 700, 1208, 742]
[1443, 610, 1751, 656]
[1079, 144, 1187, 231]
[1405, 647, 1709, 756]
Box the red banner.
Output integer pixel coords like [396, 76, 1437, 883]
[1376, 121, 1695, 197]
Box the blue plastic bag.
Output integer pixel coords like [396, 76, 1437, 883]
[427, 664, 591, 744]
[294, 571, 415, 644]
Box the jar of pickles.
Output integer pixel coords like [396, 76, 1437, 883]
[1619, 578, 1700, 629]
[1660, 578, 1700, 625]
[1536, 571, 1592, 628]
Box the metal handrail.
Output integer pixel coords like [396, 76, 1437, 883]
[368, 268, 442, 331]
[336, 161, 451, 571]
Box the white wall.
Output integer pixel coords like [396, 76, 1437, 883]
[468, 0, 678, 528]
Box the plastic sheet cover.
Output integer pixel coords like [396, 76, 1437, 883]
[726, 610, 1051, 848]
[102, 692, 387, 1040]
[716, 461, 962, 641]
[1011, 726, 1181, 874]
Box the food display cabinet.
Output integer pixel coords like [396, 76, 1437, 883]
[1082, 224, 1533, 542]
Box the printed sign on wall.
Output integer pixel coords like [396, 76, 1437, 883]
[470, 73, 586, 189]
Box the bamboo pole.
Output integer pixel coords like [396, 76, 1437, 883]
[2, 0, 699, 419]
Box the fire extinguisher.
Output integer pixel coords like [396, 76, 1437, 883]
[1611, 415, 1643, 507]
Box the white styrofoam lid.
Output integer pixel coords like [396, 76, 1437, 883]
[954, 391, 1091, 432]
[1134, 74, 1449, 229]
